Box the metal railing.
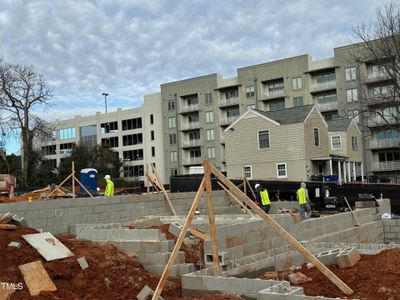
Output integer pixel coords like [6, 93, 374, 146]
[369, 138, 400, 149]
[317, 100, 338, 111]
[182, 139, 202, 147]
[219, 97, 240, 107]
[310, 81, 336, 92]
[181, 121, 200, 130]
[182, 157, 203, 165]
[365, 72, 391, 83]
[263, 89, 284, 99]
[368, 117, 398, 127]
[180, 103, 199, 113]
[220, 116, 239, 126]
[372, 161, 400, 171]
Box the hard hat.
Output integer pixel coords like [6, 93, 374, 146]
[301, 182, 306, 188]
[104, 175, 111, 179]
[255, 183, 260, 189]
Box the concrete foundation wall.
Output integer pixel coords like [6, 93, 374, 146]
[382, 219, 400, 243]
[0, 191, 238, 234]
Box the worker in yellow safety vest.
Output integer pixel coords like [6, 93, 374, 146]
[296, 182, 312, 220]
[104, 175, 114, 197]
[255, 183, 271, 214]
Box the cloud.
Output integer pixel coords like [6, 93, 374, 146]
[0, 0, 384, 124]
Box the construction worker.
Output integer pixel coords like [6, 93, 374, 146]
[104, 175, 114, 197]
[297, 182, 312, 220]
[255, 184, 271, 213]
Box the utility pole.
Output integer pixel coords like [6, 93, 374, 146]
[102, 92, 109, 114]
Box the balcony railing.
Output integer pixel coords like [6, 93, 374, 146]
[368, 117, 398, 127]
[317, 100, 338, 112]
[370, 138, 400, 149]
[372, 161, 400, 171]
[263, 89, 284, 99]
[182, 139, 202, 148]
[310, 81, 336, 92]
[181, 121, 200, 130]
[180, 103, 200, 113]
[219, 97, 239, 107]
[220, 116, 239, 126]
[182, 157, 203, 165]
[365, 72, 391, 83]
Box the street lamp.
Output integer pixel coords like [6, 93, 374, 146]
[102, 92, 109, 114]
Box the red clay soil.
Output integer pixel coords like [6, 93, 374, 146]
[293, 249, 400, 300]
[0, 227, 241, 300]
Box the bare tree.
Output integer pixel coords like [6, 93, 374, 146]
[352, 1, 400, 131]
[0, 59, 53, 186]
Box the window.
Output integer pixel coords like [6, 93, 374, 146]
[169, 134, 176, 145]
[351, 136, 358, 151]
[189, 148, 201, 158]
[315, 72, 335, 83]
[243, 165, 252, 178]
[168, 117, 176, 128]
[79, 125, 97, 147]
[376, 129, 399, 140]
[59, 143, 74, 154]
[269, 99, 285, 111]
[205, 92, 213, 105]
[123, 165, 144, 177]
[314, 128, 320, 147]
[100, 121, 118, 134]
[151, 130, 154, 141]
[122, 133, 143, 146]
[150, 114, 154, 124]
[225, 89, 238, 99]
[206, 129, 214, 141]
[246, 85, 255, 97]
[345, 67, 357, 81]
[205, 111, 214, 123]
[276, 163, 287, 178]
[151, 146, 155, 157]
[59, 128, 76, 140]
[346, 88, 358, 102]
[101, 137, 118, 147]
[123, 149, 143, 161]
[122, 118, 142, 130]
[317, 93, 337, 103]
[41, 145, 56, 156]
[348, 110, 359, 123]
[293, 97, 303, 107]
[373, 85, 393, 97]
[258, 131, 270, 149]
[189, 130, 200, 140]
[170, 151, 178, 162]
[292, 77, 302, 90]
[171, 168, 178, 176]
[207, 147, 215, 158]
[331, 136, 342, 150]
[168, 100, 175, 111]
[268, 82, 284, 93]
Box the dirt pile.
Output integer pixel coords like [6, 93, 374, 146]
[0, 227, 241, 299]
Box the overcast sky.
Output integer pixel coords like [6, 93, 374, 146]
[0, 0, 386, 153]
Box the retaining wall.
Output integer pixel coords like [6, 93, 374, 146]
[382, 219, 400, 243]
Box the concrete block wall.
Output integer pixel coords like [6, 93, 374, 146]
[382, 219, 400, 243]
[0, 190, 237, 234]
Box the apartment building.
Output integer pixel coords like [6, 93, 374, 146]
[160, 43, 399, 183]
[38, 93, 166, 186]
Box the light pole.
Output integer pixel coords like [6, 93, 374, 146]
[102, 92, 109, 114]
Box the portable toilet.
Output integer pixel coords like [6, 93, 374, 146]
[79, 168, 98, 194]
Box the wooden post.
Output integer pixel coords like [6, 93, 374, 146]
[344, 197, 360, 227]
[72, 161, 76, 200]
[146, 165, 150, 194]
[151, 178, 206, 300]
[204, 162, 221, 276]
[47, 174, 73, 198]
[150, 163, 177, 216]
[205, 160, 353, 296]
[74, 176, 94, 197]
[217, 181, 253, 215]
[245, 177, 257, 200]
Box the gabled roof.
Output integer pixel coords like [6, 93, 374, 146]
[253, 105, 316, 124]
[327, 118, 353, 132]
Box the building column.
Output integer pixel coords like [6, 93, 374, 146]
[338, 161, 342, 183]
[353, 162, 356, 182]
[343, 161, 347, 183]
[347, 161, 352, 182]
[361, 162, 364, 183]
[329, 158, 333, 175]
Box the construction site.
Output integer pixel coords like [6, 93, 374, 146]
[0, 160, 399, 300]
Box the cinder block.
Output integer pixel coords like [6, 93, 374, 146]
[316, 248, 342, 266]
[8, 241, 21, 248]
[77, 257, 89, 269]
[137, 285, 164, 300]
[204, 251, 231, 265]
[11, 214, 27, 227]
[137, 251, 185, 265]
[336, 247, 361, 269]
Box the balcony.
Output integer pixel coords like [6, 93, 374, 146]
[317, 100, 338, 112]
[365, 72, 391, 84]
[263, 89, 285, 100]
[182, 139, 202, 148]
[220, 116, 239, 127]
[367, 95, 398, 106]
[370, 138, 400, 149]
[182, 157, 203, 165]
[219, 97, 239, 108]
[368, 117, 398, 127]
[180, 103, 200, 114]
[310, 81, 336, 93]
[181, 121, 200, 131]
[372, 161, 400, 171]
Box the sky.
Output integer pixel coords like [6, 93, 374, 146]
[0, 0, 387, 154]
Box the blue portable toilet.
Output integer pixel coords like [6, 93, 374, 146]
[79, 168, 98, 194]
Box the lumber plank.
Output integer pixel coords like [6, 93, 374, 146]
[344, 197, 360, 227]
[47, 173, 72, 198]
[204, 163, 221, 275]
[217, 181, 253, 215]
[150, 163, 177, 216]
[0, 224, 17, 230]
[205, 160, 353, 296]
[189, 228, 209, 240]
[74, 176, 94, 198]
[245, 177, 257, 200]
[151, 178, 206, 300]
[19, 260, 57, 296]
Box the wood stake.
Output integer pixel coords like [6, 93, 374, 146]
[205, 160, 353, 296]
[150, 163, 177, 216]
[47, 174, 73, 198]
[217, 181, 253, 215]
[204, 162, 221, 276]
[151, 178, 206, 300]
[72, 161, 76, 199]
[74, 176, 94, 197]
[244, 177, 257, 200]
[344, 197, 360, 227]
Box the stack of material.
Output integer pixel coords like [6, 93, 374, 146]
[0, 212, 26, 230]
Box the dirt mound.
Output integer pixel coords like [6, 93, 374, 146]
[0, 228, 240, 299]
[293, 249, 400, 300]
